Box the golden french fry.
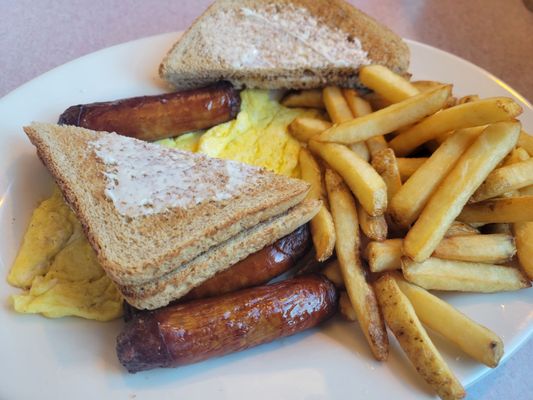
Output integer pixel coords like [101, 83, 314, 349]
[289, 117, 332, 142]
[325, 169, 388, 361]
[366, 135, 388, 158]
[281, 89, 324, 108]
[389, 98, 522, 156]
[321, 259, 344, 288]
[501, 147, 530, 167]
[390, 128, 481, 228]
[348, 142, 370, 162]
[402, 257, 531, 292]
[514, 222, 533, 280]
[396, 157, 428, 182]
[433, 234, 516, 264]
[458, 196, 533, 223]
[411, 80, 445, 92]
[318, 85, 452, 144]
[299, 149, 336, 261]
[517, 131, 533, 156]
[371, 148, 402, 203]
[471, 159, 533, 202]
[444, 221, 480, 237]
[309, 140, 387, 216]
[374, 274, 465, 400]
[393, 275, 504, 368]
[404, 122, 520, 261]
[323, 86, 354, 123]
[339, 291, 357, 322]
[359, 65, 419, 103]
[365, 239, 402, 273]
[342, 88, 372, 117]
[357, 202, 387, 241]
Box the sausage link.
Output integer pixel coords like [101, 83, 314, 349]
[58, 81, 240, 141]
[116, 274, 337, 372]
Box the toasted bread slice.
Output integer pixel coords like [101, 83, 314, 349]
[119, 198, 321, 309]
[24, 123, 310, 285]
[160, 0, 409, 90]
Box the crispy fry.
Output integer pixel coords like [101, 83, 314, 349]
[342, 88, 373, 117]
[339, 291, 357, 321]
[323, 86, 354, 123]
[365, 239, 402, 273]
[318, 85, 452, 144]
[299, 149, 336, 261]
[371, 148, 402, 203]
[390, 98, 522, 156]
[471, 159, 533, 202]
[444, 221, 480, 237]
[404, 122, 520, 261]
[390, 128, 481, 227]
[281, 89, 324, 108]
[357, 202, 387, 241]
[321, 259, 344, 288]
[517, 131, 533, 156]
[359, 65, 419, 103]
[433, 234, 516, 264]
[458, 196, 533, 223]
[325, 169, 388, 360]
[374, 275, 465, 400]
[402, 257, 530, 292]
[396, 157, 428, 182]
[289, 117, 332, 142]
[309, 140, 387, 216]
[513, 222, 533, 280]
[393, 275, 504, 368]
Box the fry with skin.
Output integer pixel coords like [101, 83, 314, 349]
[289, 117, 332, 142]
[390, 128, 481, 228]
[404, 122, 520, 261]
[281, 89, 324, 108]
[458, 196, 533, 223]
[321, 259, 344, 288]
[357, 202, 387, 241]
[299, 149, 336, 261]
[471, 158, 533, 202]
[513, 222, 533, 280]
[444, 221, 480, 237]
[365, 239, 403, 273]
[517, 131, 533, 156]
[359, 65, 419, 103]
[389, 97, 522, 156]
[325, 169, 388, 360]
[397, 157, 428, 182]
[432, 233, 516, 264]
[393, 275, 504, 368]
[402, 257, 531, 292]
[374, 275, 465, 400]
[318, 85, 452, 144]
[309, 140, 387, 216]
[371, 148, 402, 204]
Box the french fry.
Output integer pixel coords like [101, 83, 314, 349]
[390, 98, 523, 156]
[390, 128, 481, 227]
[321, 259, 344, 288]
[457, 94, 480, 105]
[325, 169, 388, 360]
[348, 142, 371, 162]
[289, 117, 332, 142]
[299, 149, 336, 261]
[513, 222, 533, 280]
[396, 157, 428, 182]
[317, 85, 452, 144]
[374, 275, 465, 400]
[365, 239, 402, 273]
[281, 89, 324, 108]
[411, 80, 445, 92]
[309, 140, 387, 216]
[444, 221, 480, 237]
[393, 275, 504, 368]
[404, 122, 520, 261]
[458, 196, 533, 223]
[402, 257, 531, 292]
[501, 146, 530, 167]
[366, 135, 388, 158]
[323, 86, 355, 123]
[357, 202, 387, 241]
[433, 233, 516, 264]
[519, 185, 533, 196]
[342, 88, 372, 116]
[339, 291, 357, 322]
[517, 131, 533, 156]
[471, 159, 533, 202]
[371, 148, 402, 203]
[359, 65, 419, 103]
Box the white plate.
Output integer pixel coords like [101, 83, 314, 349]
[0, 33, 532, 400]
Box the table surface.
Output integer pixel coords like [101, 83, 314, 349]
[1, 0, 532, 399]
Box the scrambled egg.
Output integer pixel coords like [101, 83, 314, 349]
[8, 188, 123, 321]
[8, 89, 315, 321]
[160, 89, 320, 177]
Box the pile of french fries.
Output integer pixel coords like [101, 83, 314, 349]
[282, 64, 532, 400]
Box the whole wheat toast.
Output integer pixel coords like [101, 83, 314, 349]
[24, 123, 310, 286]
[119, 198, 321, 309]
[160, 0, 409, 90]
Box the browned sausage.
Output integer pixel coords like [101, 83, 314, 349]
[116, 274, 337, 372]
[58, 81, 240, 141]
[184, 224, 310, 300]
